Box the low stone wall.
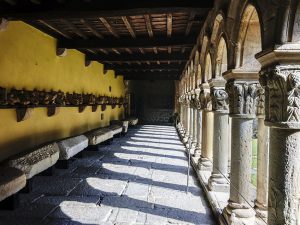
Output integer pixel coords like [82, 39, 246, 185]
[140, 109, 173, 124]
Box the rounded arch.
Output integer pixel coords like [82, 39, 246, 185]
[200, 35, 209, 66]
[215, 35, 228, 78]
[235, 4, 262, 70]
[211, 13, 224, 45]
[204, 53, 212, 82]
[291, 0, 300, 42]
[193, 51, 200, 88]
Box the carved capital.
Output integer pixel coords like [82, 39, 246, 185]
[256, 85, 265, 117]
[260, 65, 300, 128]
[210, 87, 229, 112]
[200, 88, 212, 111]
[225, 80, 259, 117]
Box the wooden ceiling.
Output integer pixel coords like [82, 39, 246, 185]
[0, 0, 213, 80]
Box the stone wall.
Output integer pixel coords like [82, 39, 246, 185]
[129, 80, 175, 125]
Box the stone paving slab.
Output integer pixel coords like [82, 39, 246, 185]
[0, 125, 215, 225]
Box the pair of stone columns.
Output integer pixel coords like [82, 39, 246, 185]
[222, 45, 300, 225]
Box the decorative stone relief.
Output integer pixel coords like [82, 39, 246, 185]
[260, 65, 300, 124]
[225, 80, 259, 116]
[0, 87, 125, 121]
[210, 87, 229, 112]
[200, 89, 212, 111]
[256, 85, 265, 117]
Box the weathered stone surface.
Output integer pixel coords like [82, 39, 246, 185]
[85, 128, 113, 145]
[108, 124, 123, 136]
[128, 117, 138, 126]
[57, 135, 88, 160]
[0, 166, 26, 201]
[110, 120, 129, 133]
[8, 143, 59, 179]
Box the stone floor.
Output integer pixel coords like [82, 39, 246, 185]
[0, 125, 215, 225]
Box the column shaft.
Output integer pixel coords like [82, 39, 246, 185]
[268, 128, 300, 225]
[223, 117, 256, 224]
[255, 117, 269, 219]
[208, 112, 229, 192]
[199, 110, 213, 171]
[194, 109, 202, 157]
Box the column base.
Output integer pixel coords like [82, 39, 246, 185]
[194, 146, 201, 157]
[198, 157, 212, 171]
[182, 135, 189, 144]
[208, 174, 229, 192]
[254, 201, 268, 219]
[222, 202, 256, 225]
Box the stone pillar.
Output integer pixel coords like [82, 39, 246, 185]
[182, 95, 189, 144]
[222, 76, 259, 225]
[198, 83, 213, 171]
[208, 80, 230, 192]
[254, 87, 269, 220]
[194, 88, 202, 157]
[256, 46, 300, 225]
[183, 94, 191, 146]
[189, 100, 195, 151]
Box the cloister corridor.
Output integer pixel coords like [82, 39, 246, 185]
[0, 126, 215, 225]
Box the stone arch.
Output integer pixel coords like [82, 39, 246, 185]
[215, 36, 228, 78]
[204, 53, 212, 82]
[235, 4, 262, 70]
[193, 51, 200, 88]
[200, 35, 209, 66]
[211, 13, 224, 45]
[290, 0, 300, 42]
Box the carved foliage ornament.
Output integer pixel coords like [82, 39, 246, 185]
[210, 87, 229, 112]
[200, 90, 212, 110]
[260, 65, 300, 123]
[225, 80, 258, 115]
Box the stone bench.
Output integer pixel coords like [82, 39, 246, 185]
[108, 124, 123, 136]
[110, 120, 129, 134]
[56, 135, 89, 169]
[85, 128, 114, 146]
[7, 142, 59, 180]
[128, 117, 138, 126]
[0, 166, 26, 210]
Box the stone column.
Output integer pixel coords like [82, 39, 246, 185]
[254, 87, 269, 220]
[188, 99, 195, 150]
[208, 79, 230, 192]
[256, 46, 300, 225]
[194, 88, 202, 157]
[222, 76, 259, 225]
[183, 94, 191, 146]
[198, 83, 213, 171]
[182, 95, 189, 144]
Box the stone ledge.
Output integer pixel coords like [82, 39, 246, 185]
[7, 143, 59, 179]
[110, 120, 129, 133]
[0, 166, 26, 201]
[57, 135, 89, 160]
[108, 125, 123, 136]
[85, 128, 114, 146]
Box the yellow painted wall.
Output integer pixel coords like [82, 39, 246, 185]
[0, 22, 125, 161]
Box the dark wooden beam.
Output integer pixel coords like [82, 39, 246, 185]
[1, 1, 213, 20]
[107, 64, 184, 71]
[86, 52, 190, 62]
[61, 19, 87, 39]
[167, 13, 172, 37]
[122, 71, 180, 80]
[38, 20, 71, 39]
[80, 19, 103, 38]
[144, 14, 153, 37]
[99, 17, 119, 38]
[58, 35, 196, 49]
[122, 16, 135, 38]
